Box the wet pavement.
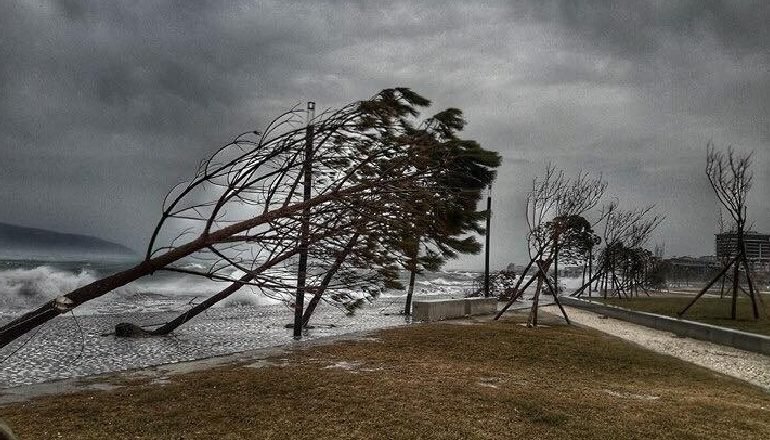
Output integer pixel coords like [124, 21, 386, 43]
[0, 300, 412, 389]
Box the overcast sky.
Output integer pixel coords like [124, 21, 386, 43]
[1, 0, 768, 269]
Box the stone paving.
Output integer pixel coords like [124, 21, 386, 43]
[7, 297, 767, 393]
[0, 301, 410, 388]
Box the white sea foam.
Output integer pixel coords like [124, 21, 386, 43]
[0, 266, 100, 307]
[418, 277, 469, 286]
[0, 263, 500, 315]
[0, 265, 287, 315]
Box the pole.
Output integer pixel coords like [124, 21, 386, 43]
[293, 101, 315, 339]
[553, 229, 559, 296]
[484, 185, 492, 297]
[588, 246, 593, 297]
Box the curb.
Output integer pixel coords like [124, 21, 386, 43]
[560, 297, 770, 356]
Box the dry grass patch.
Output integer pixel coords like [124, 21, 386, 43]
[2, 313, 769, 439]
[601, 296, 770, 336]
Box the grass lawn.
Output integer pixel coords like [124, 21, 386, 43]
[600, 295, 770, 336]
[1, 314, 769, 439]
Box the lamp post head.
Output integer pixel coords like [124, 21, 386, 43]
[307, 101, 316, 122]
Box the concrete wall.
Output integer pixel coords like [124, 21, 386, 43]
[412, 298, 499, 322]
[561, 297, 770, 356]
[412, 299, 466, 322]
[465, 298, 498, 316]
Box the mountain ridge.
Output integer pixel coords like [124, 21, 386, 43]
[0, 222, 136, 258]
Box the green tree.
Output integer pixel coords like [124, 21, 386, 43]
[399, 108, 501, 315]
[0, 88, 497, 346]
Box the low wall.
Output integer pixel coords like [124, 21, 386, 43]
[465, 298, 498, 316]
[560, 297, 770, 356]
[412, 298, 498, 322]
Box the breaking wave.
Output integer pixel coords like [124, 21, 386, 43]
[0, 266, 105, 308]
[0, 264, 282, 314]
[0, 262, 488, 315]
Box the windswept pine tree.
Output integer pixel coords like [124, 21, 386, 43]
[0, 88, 501, 346]
[152, 94, 501, 332]
[397, 108, 501, 315]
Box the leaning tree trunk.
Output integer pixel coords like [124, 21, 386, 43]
[527, 266, 545, 327]
[494, 263, 540, 320]
[731, 253, 740, 320]
[536, 260, 570, 324]
[0, 186, 364, 349]
[720, 271, 726, 298]
[494, 255, 539, 320]
[150, 243, 311, 335]
[404, 264, 417, 316]
[739, 254, 760, 320]
[152, 272, 256, 335]
[571, 267, 605, 298]
[302, 233, 359, 328]
[0, 237, 205, 347]
[678, 254, 738, 317]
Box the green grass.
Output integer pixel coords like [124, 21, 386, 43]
[1, 314, 769, 439]
[601, 295, 770, 336]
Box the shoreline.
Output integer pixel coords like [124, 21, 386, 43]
[0, 301, 413, 389]
[0, 327, 387, 405]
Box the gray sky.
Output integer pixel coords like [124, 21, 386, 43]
[1, 0, 768, 270]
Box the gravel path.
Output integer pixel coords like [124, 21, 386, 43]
[553, 305, 770, 392]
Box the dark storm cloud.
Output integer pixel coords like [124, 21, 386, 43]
[0, 0, 768, 268]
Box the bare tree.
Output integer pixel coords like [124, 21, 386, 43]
[495, 165, 606, 325]
[679, 144, 761, 320]
[487, 165, 661, 324]
[574, 201, 664, 299]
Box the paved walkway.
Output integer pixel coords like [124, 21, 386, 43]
[0, 302, 410, 389]
[551, 305, 770, 392]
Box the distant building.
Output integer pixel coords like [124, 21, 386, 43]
[666, 256, 719, 272]
[556, 266, 584, 278]
[715, 231, 770, 270]
[663, 256, 720, 285]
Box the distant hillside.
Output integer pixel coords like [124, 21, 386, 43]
[0, 222, 136, 258]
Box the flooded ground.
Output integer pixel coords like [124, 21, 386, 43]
[0, 299, 417, 388]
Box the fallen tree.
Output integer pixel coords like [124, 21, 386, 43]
[0, 88, 501, 349]
[143, 104, 500, 333]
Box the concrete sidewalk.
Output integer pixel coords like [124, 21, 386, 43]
[551, 305, 770, 392]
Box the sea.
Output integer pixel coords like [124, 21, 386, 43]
[0, 257, 485, 388]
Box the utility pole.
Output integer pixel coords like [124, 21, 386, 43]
[293, 101, 315, 339]
[484, 184, 492, 297]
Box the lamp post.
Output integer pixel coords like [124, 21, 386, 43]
[293, 101, 315, 339]
[484, 184, 492, 297]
